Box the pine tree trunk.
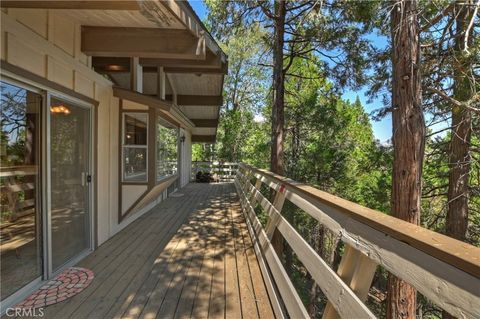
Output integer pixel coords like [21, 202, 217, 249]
[308, 223, 325, 318]
[270, 0, 286, 259]
[270, 0, 286, 176]
[443, 2, 474, 319]
[446, 0, 474, 243]
[388, 1, 424, 318]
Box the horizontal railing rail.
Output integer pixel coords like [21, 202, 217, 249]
[234, 163, 480, 319]
[191, 161, 238, 182]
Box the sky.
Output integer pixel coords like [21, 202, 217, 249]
[189, 0, 393, 143]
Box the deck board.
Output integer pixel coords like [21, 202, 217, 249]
[34, 183, 274, 319]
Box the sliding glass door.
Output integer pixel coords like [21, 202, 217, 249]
[1, 77, 94, 309]
[50, 97, 92, 271]
[0, 81, 43, 300]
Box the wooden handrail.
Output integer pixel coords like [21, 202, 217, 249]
[241, 163, 480, 278]
[191, 161, 238, 182]
[235, 163, 480, 319]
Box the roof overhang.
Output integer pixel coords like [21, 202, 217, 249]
[2, 0, 227, 142]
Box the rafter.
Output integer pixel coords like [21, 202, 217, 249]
[0, 1, 140, 9]
[113, 87, 170, 111]
[191, 119, 219, 127]
[166, 95, 223, 106]
[82, 27, 205, 60]
[191, 135, 216, 143]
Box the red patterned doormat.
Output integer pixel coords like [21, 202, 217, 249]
[16, 267, 94, 308]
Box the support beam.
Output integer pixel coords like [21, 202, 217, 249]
[130, 57, 143, 93]
[163, 66, 227, 74]
[140, 51, 227, 74]
[113, 87, 170, 112]
[0, 1, 140, 9]
[165, 74, 177, 105]
[157, 67, 165, 99]
[191, 135, 216, 143]
[92, 56, 227, 75]
[82, 27, 205, 60]
[158, 0, 225, 62]
[166, 95, 223, 106]
[191, 119, 219, 127]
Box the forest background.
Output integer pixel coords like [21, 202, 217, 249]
[190, 1, 479, 317]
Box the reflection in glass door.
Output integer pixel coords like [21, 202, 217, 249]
[0, 81, 43, 300]
[50, 97, 91, 271]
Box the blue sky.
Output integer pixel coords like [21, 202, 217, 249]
[189, 0, 393, 143]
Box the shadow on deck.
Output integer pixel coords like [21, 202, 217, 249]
[37, 183, 274, 319]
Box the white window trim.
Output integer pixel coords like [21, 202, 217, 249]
[121, 112, 148, 183]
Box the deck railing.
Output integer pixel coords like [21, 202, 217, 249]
[234, 163, 480, 319]
[191, 161, 238, 182]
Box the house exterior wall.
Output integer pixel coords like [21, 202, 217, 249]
[1, 9, 116, 246]
[0, 9, 193, 247]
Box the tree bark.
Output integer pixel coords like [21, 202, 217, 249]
[388, 1, 424, 318]
[270, 0, 286, 176]
[307, 223, 325, 318]
[443, 2, 475, 319]
[270, 0, 286, 261]
[446, 0, 474, 243]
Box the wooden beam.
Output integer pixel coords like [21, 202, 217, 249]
[130, 57, 142, 93]
[165, 73, 177, 105]
[113, 87, 170, 111]
[0, 1, 140, 9]
[157, 67, 165, 99]
[191, 135, 216, 143]
[166, 95, 223, 106]
[157, 0, 224, 61]
[163, 66, 227, 74]
[82, 27, 205, 60]
[191, 119, 219, 127]
[140, 50, 225, 70]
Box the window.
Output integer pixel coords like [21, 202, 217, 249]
[122, 113, 148, 182]
[156, 117, 178, 181]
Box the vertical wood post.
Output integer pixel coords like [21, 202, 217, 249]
[130, 57, 143, 93]
[323, 245, 377, 319]
[269, 185, 286, 257]
[250, 178, 263, 206]
[157, 66, 165, 100]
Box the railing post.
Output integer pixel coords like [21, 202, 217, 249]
[250, 178, 262, 205]
[323, 245, 377, 319]
[267, 185, 286, 257]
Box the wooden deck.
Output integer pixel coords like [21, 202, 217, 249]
[32, 183, 275, 319]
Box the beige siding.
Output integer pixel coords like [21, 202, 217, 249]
[7, 8, 48, 38]
[95, 84, 113, 245]
[121, 185, 148, 215]
[52, 14, 75, 56]
[46, 56, 74, 89]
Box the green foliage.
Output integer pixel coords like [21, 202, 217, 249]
[202, 1, 479, 317]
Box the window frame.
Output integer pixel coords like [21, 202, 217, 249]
[121, 112, 149, 183]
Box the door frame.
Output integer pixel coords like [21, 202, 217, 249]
[0, 71, 96, 311]
[45, 92, 95, 277]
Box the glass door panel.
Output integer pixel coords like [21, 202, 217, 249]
[0, 81, 43, 300]
[50, 97, 91, 271]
